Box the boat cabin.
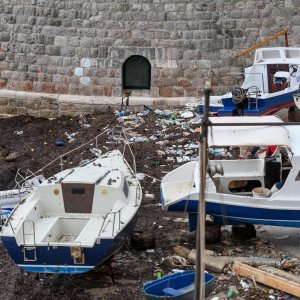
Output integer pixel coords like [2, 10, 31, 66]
[243, 47, 300, 94]
[206, 116, 297, 197]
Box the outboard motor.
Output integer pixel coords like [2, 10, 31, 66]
[231, 87, 247, 105]
[231, 87, 248, 116]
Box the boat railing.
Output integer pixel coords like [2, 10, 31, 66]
[13, 126, 137, 193]
[111, 126, 137, 174]
[135, 184, 142, 207]
[246, 86, 262, 109]
[0, 210, 13, 233]
[99, 207, 123, 237]
[12, 128, 111, 192]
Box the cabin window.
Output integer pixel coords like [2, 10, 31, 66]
[72, 188, 85, 195]
[295, 171, 300, 181]
[123, 180, 129, 198]
[122, 55, 151, 89]
[285, 49, 300, 58]
[228, 180, 261, 193]
[263, 50, 280, 59]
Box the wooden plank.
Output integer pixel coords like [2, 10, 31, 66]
[233, 261, 300, 297]
[259, 266, 300, 285]
[236, 29, 288, 58]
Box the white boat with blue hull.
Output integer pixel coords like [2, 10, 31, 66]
[0, 145, 142, 274]
[199, 47, 300, 116]
[161, 116, 300, 231]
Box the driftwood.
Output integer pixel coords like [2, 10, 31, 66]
[233, 261, 300, 298]
[259, 266, 300, 284]
[173, 246, 292, 273]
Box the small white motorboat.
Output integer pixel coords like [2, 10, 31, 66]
[0, 136, 142, 274]
[199, 47, 300, 116]
[161, 116, 300, 230]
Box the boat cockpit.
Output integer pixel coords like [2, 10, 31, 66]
[208, 145, 293, 197]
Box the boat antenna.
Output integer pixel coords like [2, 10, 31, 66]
[194, 80, 212, 300]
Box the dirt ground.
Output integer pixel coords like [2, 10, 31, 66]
[0, 108, 297, 299]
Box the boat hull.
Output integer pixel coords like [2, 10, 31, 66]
[217, 90, 296, 116]
[165, 199, 300, 229]
[1, 212, 138, 274]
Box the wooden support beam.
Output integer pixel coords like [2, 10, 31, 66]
[233, 261, 300, 297]
[236, 29, 288, 58]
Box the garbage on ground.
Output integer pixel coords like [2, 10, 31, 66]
[65, 132, 78, 143]
[14, 130, 23, 135]
[129, 136, 149, 143]
[2, 152, 18, 162]
[227, 286, 239, 299]
[90, 148, 102, 157]
[136, 173, 145, 181]
[180, 111, 194, 119]
[54, 140, 65, 147]
[162, 255, 188, 268]
[240, 279, 249, 290]
[145, 194, 155, 199]
[81, 123, 91, 128]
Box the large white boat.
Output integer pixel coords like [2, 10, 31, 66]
[0, 136, 142, 274]
[161, 116, 300, 230]
[199, 47, 300, 116]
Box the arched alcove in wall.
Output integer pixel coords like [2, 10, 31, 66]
[122, 55, 151, 90]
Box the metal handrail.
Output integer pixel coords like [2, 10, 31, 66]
[11, 129, 111, 192]
[99, 207, 123, 237]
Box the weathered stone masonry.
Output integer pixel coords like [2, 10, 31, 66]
[0, 0, 299, 116]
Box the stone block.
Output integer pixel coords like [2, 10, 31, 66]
[0, 32, 10, 42]
[54, 36, 69, 47]
[177, 78, 192, 87]
[4, 105, 17, 114]
[104, 86, 112, 96]
[159, 87, 173, 97]
[46, 46, 61, 56]
[173, 86, 184, 97]
[184, 87, 197, 97]
[0, 98, 9, 105]
[16, 107, 28, 115]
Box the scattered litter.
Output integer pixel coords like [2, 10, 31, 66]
[180, 111, 194, 119]
[146, 249, 155, 253]
[81, 123, 91, 128]
[54, 140, 65, 147]
[136, 173, 145, 181]
[188, 143, 199, 149]
[173, 218, 189, 223]
[176, 156, 190, 163]
[14, 130, 23, 135]
[90, 148, 102, 157]
[227, 286, 238, 299]
[65, 132, 78, 143]
[162, 255, 188, 268]
[240, 279, 249, 290]
[145, 194, 155, 199]
[129, 136, 149, 143]
[3, 152, 18, 162]
[189, 115, 202, 125]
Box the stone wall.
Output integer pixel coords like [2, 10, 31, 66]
[0, 0, 299, 116]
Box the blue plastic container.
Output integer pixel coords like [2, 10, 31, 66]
[143, 270, 215, 299]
